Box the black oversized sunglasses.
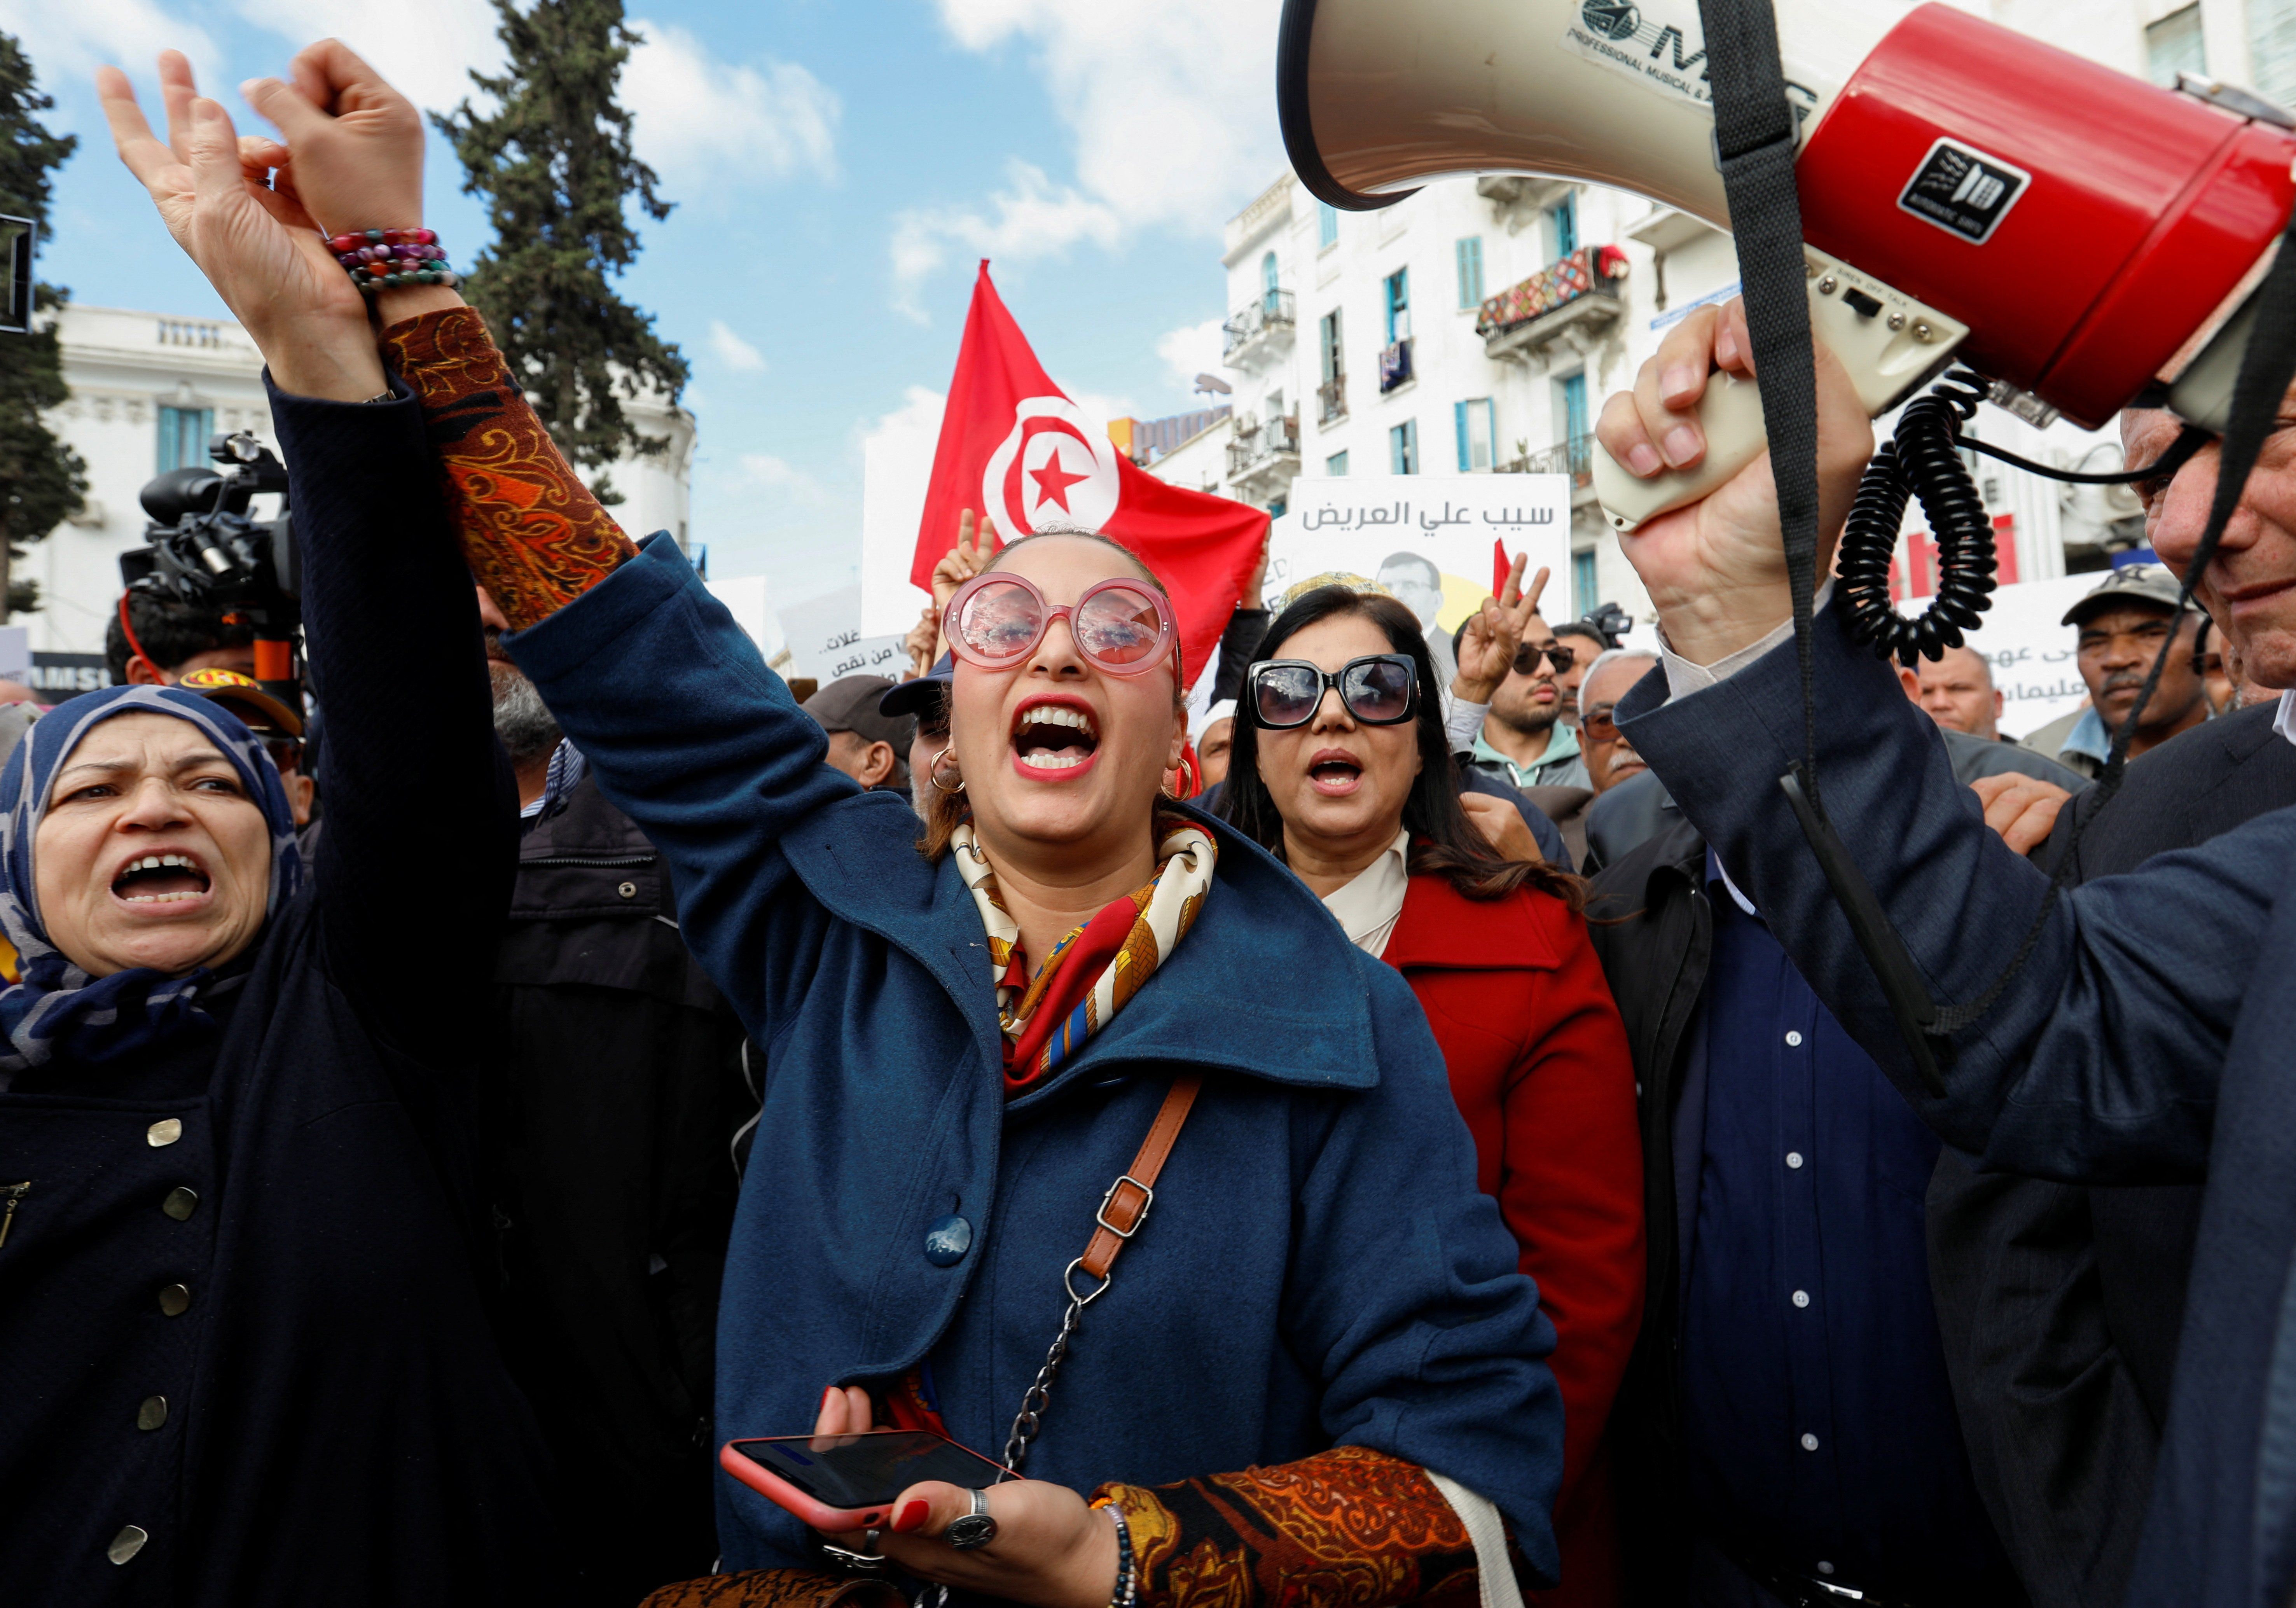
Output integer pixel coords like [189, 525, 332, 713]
[1247, 655, 1419, 729]
[1512, 639, 1575, 676]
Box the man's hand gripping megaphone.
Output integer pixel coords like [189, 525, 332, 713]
[1594, 299, 1878, 668]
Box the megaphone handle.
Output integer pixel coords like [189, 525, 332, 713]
[1589, 255, 1969, 533]
[1588, 370, 1773, 533]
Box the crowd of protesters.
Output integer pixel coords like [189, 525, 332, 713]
[9, 29, 2296, 1608]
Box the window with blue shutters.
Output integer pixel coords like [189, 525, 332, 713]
[1455, 399, 1496, 472]
[1573, 550, 1599, 616]
[156, 405, 213, 474]
[1456, 237, 1484, 308]
[1319, 203, 1340, 250]
[1559, 372, 1590, 444]
[1548, 194, 1578, 259]
[1326, 449, 1349, 476]
[1390, 420, 1418, 475]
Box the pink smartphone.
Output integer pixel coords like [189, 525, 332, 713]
[721, 1429, 1010, 1531]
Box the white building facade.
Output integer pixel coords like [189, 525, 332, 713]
[1151, 0, 2293, 628]
[37, 302, 697, 661]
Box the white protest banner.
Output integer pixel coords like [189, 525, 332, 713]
[1899, 572, 2094, 738]
[1265, 477, 1576, 670]
[779, 585, 911, 685]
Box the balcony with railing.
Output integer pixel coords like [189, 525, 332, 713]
[1498, 432, 1600, 506]
[1222, 289, 1297, 369]
[1226, 411, 1301, 494]
[1478, 247, 1630, 369]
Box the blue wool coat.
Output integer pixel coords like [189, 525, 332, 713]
[508, 535, 1566, 1579]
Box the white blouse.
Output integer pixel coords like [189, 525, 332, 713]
[1318, 827, 1414, 958]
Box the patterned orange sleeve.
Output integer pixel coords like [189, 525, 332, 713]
[639, 1569, 903, 1608]
[378, 306, 641, 630]
[1094, 1444, 1505, 1608]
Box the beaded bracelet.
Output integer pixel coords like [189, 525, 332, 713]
[1100, 1502, 1138, 1608]
[325, 229, 460, 294]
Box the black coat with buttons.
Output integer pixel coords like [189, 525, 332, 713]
[0, 383, 559, 1605]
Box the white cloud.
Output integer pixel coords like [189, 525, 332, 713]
[623, 19, 839, 191]
[4, 0, 224, 103]
[1065, 389, 1135, 430]
[739, 453, 829, 504]
[1155, 317, 1225, 393]
[890, 159, 1120, 321]
[931, 0, 1283, 234]
[708, 320, 766, 373]
[230, 0, 504, 113]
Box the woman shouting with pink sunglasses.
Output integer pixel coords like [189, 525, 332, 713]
[101, 40, 1568, 1608]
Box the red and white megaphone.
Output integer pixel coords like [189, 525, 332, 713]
[1278, 0, 2296, 529]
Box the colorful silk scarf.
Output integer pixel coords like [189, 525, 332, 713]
[950, 816, 1215, 1089]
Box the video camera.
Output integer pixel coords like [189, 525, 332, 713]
[124, 430, 302, 712]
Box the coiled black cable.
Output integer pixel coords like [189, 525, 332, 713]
[1838, 369, 2209, 666]
[1838, 371, 1998, 666]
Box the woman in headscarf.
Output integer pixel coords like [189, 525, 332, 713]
[1219, 582, 1645, 1607]
[1, 84, 553, 1596]
[103, 41, 1566, 1608]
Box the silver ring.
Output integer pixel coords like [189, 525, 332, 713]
[945, 1487, 999, 1550]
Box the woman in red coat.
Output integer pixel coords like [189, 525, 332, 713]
[1220, 578, 1644, 1608]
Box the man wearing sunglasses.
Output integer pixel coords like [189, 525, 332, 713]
[1462, 621, 1589, 792]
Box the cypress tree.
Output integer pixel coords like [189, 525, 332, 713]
[0, 33, 86, 619]
[435, 0, 688, 504]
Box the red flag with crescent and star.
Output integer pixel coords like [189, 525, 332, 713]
[911, 262, 1269, 683]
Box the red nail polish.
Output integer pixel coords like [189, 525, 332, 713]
[893, 1500, 930, 1533]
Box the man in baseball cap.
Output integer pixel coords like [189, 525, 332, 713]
[802, 675, 916, 796]
[177, 665, 317, 825]
[2021, 563, 2214, 778]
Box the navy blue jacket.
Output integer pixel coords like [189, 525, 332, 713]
[1617, 599, 2296, 1608]
[507, 536, 1566, 1578]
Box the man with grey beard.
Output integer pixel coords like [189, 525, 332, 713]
[473, 586, 757, 1608]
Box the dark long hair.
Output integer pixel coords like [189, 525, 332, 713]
[1219, 585, 1585, 910]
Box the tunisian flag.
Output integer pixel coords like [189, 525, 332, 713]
[912, 262, 1269, 683]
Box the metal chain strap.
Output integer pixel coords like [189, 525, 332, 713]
[1000, 1257, 1111, 1473]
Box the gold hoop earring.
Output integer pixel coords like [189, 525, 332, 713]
[929, 746, 965, 795]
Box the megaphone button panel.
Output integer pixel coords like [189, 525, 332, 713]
[1796, 2, 2294, 424]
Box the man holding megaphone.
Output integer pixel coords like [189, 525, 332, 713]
[1592, 290, 2296, 1608]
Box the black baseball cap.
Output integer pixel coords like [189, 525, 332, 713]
[878, 653, 954, 719]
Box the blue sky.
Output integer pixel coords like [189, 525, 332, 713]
[5, 0, 1287, 604]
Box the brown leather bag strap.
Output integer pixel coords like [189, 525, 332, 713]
[1077, 1072, 1201, 1281]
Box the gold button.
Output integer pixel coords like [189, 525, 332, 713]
[107, 1525, 149, 1564]
[162, 1187, 199, 1221]
[617, 881, 637, 899]
[136, 1395, 168, 1431]
[156, 1283, 191, 1317]
[146, 1119, 182, 1148]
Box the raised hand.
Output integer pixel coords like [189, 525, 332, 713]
[99, 52, 381, 399]
[1451, 554, 1550, 704]
[1461, 791, 1543, 863]
[1593, 299, 1874, 665]
[809, 1384, 1116, 1608]
[238, 39, 427, 240]
[905, 598, 940, 678]
[932, 510, 998, 612]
